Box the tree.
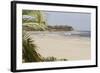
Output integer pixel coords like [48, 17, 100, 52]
[22, 31, 43, 62]
[22, 10, 47, 31]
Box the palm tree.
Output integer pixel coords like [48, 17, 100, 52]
[22, 31, 43, 62]
[22, 10, 47, 30]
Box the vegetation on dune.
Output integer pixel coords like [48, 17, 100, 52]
[22, 10, 48, 31]
[22, 31, 43, 62]
[43, 56, 68, 62]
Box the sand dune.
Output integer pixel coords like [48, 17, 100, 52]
[30, 32, 91, 61]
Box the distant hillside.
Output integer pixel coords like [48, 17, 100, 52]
[47, 25, 74, 31]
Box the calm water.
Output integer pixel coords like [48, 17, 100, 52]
[28, 31, 91, 37]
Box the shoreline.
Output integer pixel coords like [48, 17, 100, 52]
[27, 31, 91, 37]
[28, 31, 91, 60]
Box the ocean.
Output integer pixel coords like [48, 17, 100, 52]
[27, 31, 91, 38]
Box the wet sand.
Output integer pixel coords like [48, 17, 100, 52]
[29, 32, 91, 60]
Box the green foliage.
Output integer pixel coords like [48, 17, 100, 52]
[22, 31, 43, 62]
[23, 23, 47, 31]
[43, 56, 57, 61]
[43, 56, 68, 62]
[22, 10, 48, 31]
[22, 10, 33, 15]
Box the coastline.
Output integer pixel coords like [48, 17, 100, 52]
[28, 31, 91, 60]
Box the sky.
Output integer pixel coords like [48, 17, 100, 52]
[44, 11, 91, 31]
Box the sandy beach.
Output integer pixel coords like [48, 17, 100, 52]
[29, 31, 91, 61]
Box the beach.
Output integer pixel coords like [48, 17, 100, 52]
[29, 31, 91, 61]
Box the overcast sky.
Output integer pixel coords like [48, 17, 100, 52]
[44, 11, 91, 31]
